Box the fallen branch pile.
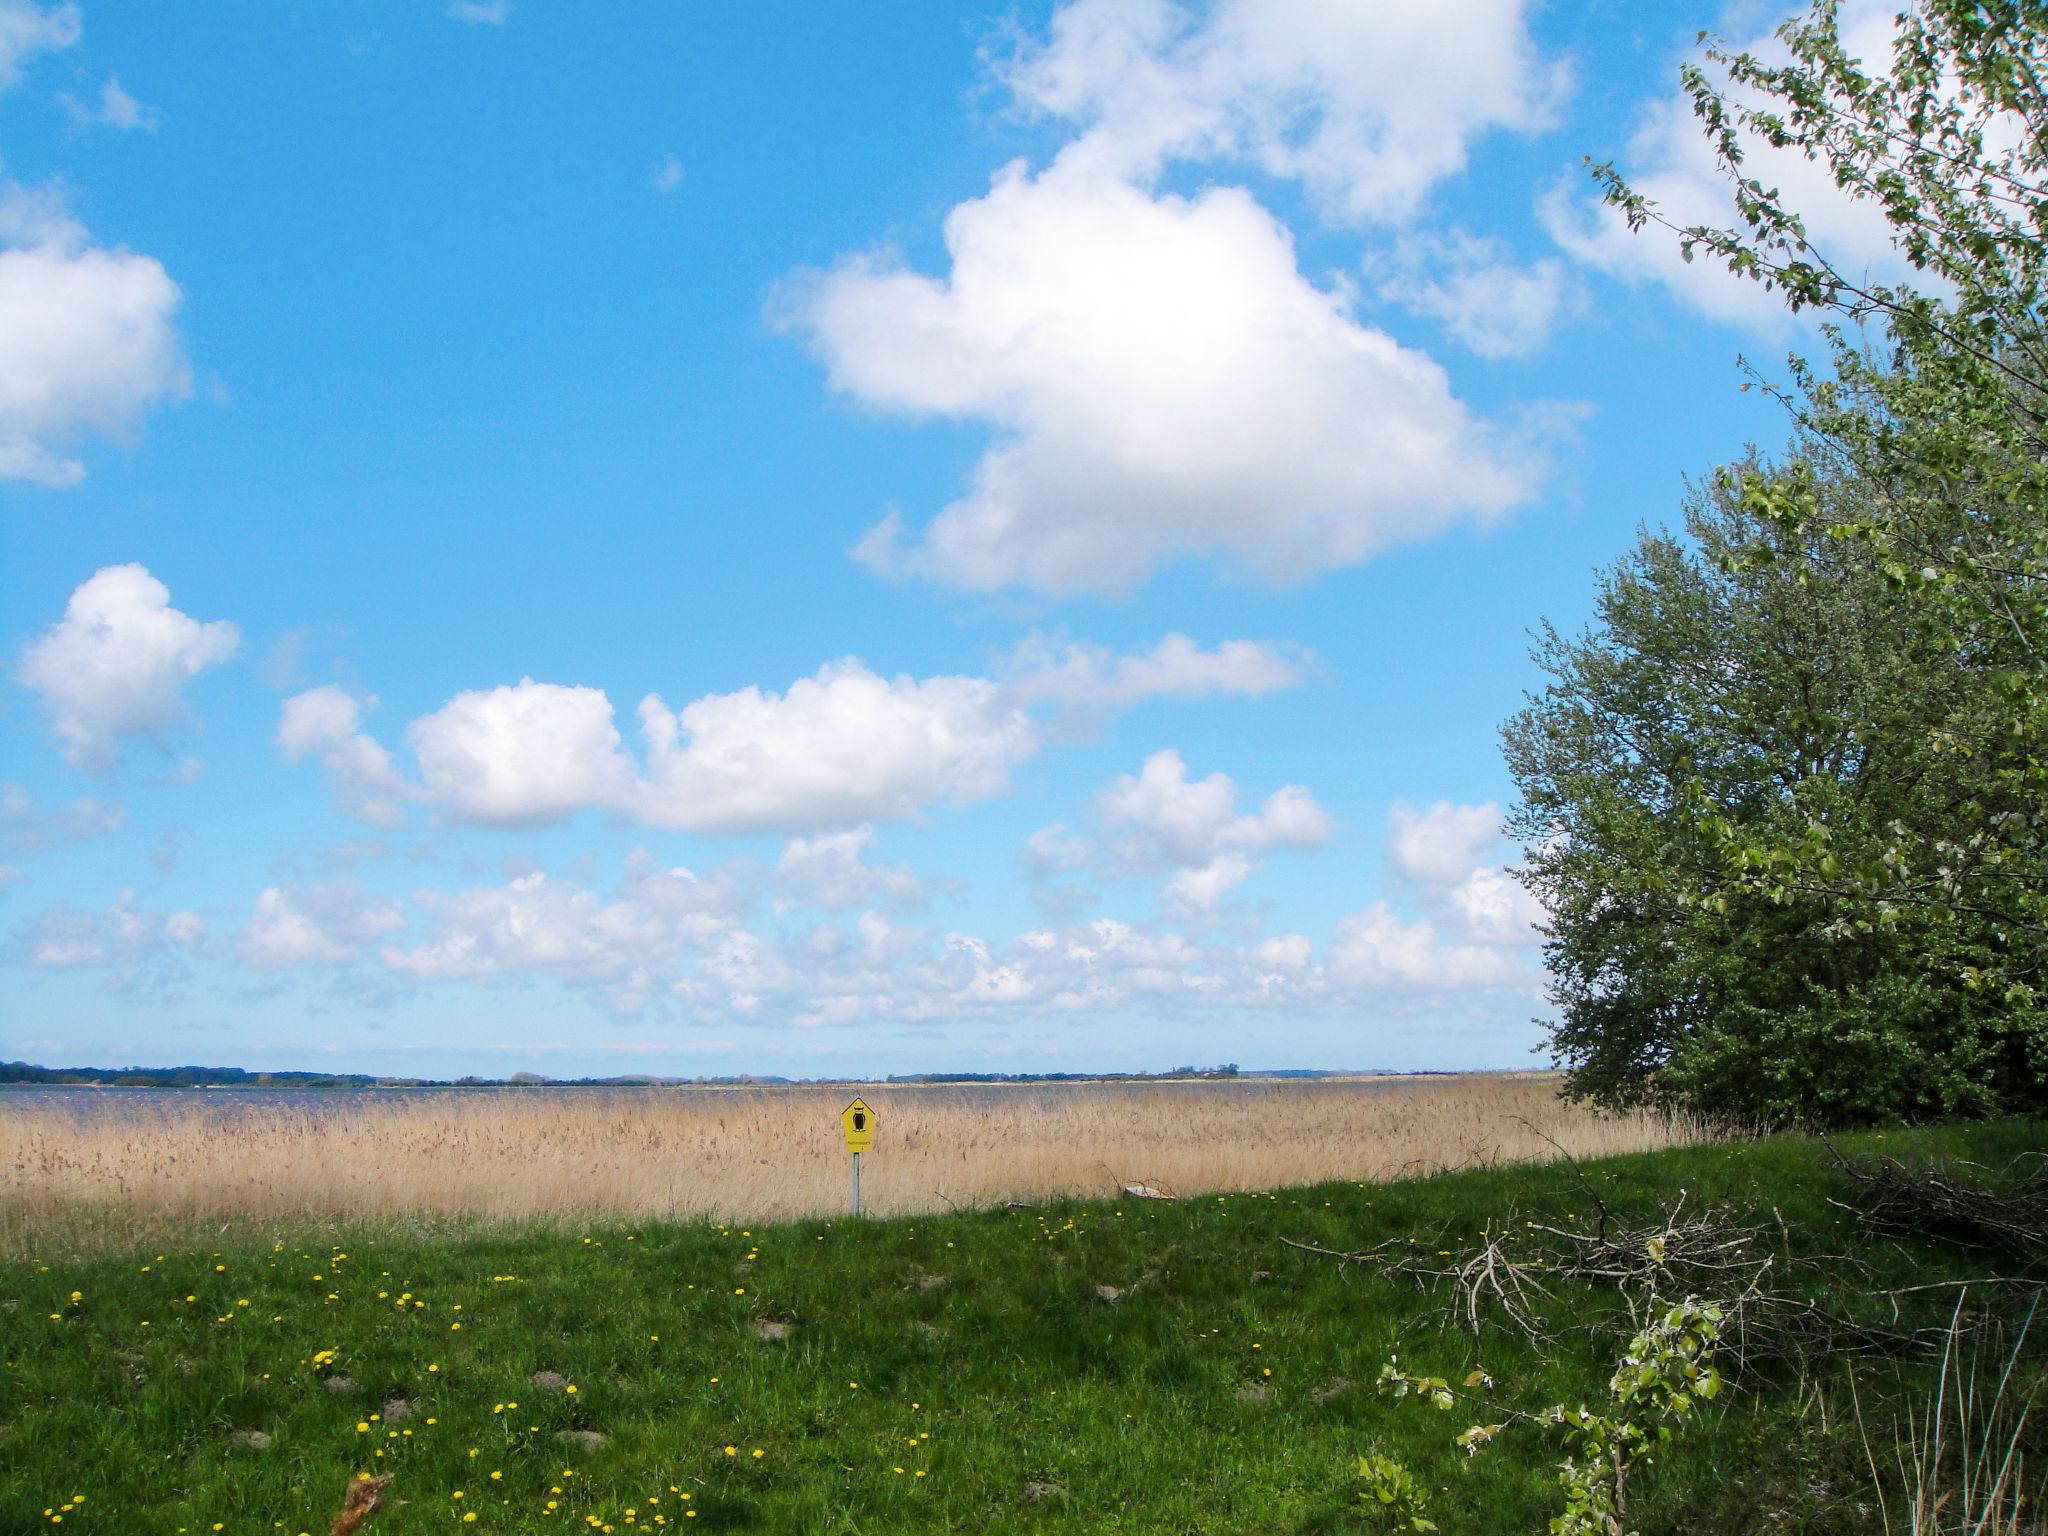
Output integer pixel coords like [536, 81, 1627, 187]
[1283, 1194, 1900, 1365]
[1831, 1149, 2048, 1262]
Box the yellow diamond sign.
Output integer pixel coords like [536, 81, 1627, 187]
[840, 1096, 876, 1154]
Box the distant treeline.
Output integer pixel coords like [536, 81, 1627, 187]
[882, 1068, 1443, 1083]
[885, 1064, 1251, 1083]
[0, 1062, 796, 1089]
[0, 1060, 1374, 1089]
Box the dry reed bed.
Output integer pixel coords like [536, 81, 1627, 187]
[0, 1075, 1707, 1256]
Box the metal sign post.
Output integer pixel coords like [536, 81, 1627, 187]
[840, 1097, 876, 1216]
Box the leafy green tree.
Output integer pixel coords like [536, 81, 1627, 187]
[1505, 464, 2044, 1123]
[1518, 0, 2048, 1120]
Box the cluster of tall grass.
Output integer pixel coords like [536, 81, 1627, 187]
[0, 1073, 1706, 1255]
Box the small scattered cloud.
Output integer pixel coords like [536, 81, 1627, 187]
[61, 74, 158, 131]
[1048, 748, 1334, 911]
[233, 881, 405, 970]
[1387, 799, 1502, 888]
[650, 155, 684, 195]
[16, 887, 205, 992]
[1368, 229, 1578, 359]
[278, 686, 414, 829]
[446, 0, 510, 24]
[1023, 822, 1093, 877]
[383, 860, 749, 1015]
[0, 0, 79, 93]
[1542, 0, 1909, 333]
[0, 781, 124, 854]
[1004, 631, 1306, 711]
[203, 814, 1543, 1024]
[1383, 798, 1545, 949]
[17, 563, 240, 772]
[1328, 901, 1522, 989]
[774, 826, 924, 914]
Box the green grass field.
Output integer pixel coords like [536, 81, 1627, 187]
[3, 1120, 2041, 1535]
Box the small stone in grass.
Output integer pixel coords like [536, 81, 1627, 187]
[1310, 1378, 1355, 1404]
[1022, 1481, 1065, 1502]
[907, 1271, 951, 1293]
[1093, 1284, 1125, 1305]
[323, 1376, 359, 1396]
[229, 1429, 273, 1449]
[382, 1398, 413, 1422]
[556, 1429, 609, 1452]
[530, 1371, 567, 1393]
[753, 1320, 792, 1342]
[1234, 1383, 1271, 1404]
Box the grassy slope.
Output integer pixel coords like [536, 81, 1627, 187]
[1, 1121, 2041, 1535]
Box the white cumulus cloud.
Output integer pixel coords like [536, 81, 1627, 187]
[0, 181, 189, 486]
[316, 636, 1282, 836]
[633, 661, 1033, 834]
[790, 159, 1545, 595]
[407, 680, 640, 829]
[17, 564, 240, 771]
[996, 0, 1569, 226]
[786, 158, 1543, 595]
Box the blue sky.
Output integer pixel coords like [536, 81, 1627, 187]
[0, 0, 1894, 1077]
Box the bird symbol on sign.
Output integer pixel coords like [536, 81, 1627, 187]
[842, 1097, 877, 1152]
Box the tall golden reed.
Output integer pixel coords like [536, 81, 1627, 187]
[0, 1075, 1706, 1257]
